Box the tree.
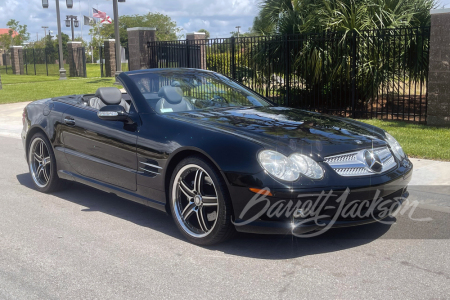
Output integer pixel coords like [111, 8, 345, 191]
[248, 0, 437, 109]
[0, 19, 30, 50]
[53, 33, 70, 58]
[89, 12, 182, 48]
[253, 0, 436, 35]
[197, 29, 210, 39]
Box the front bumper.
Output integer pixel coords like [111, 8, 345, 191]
[229, 164, 412, 236]
[234, 190, 408, 236]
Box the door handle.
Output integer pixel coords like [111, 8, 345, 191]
[64, 117, 75, 126]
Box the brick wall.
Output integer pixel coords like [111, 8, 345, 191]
[127, 28, 156, 70]
[428, 9, 450, 126]
[10, 46, 24, 75]
[67, 42, 83, 77]
[104, 39, 116, 77]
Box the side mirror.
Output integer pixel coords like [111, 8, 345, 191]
[97, 105, 133, 124]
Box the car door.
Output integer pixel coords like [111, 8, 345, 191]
[61, 103, 138, 191]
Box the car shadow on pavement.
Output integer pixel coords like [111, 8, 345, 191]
[17, 173, 393, 259]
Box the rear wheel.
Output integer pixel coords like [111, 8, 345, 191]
[169, 156, 235, 245]
[28, 132, 66, 193]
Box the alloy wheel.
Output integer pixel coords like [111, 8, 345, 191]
[172, 164, 219, 238]
[29, 138, 51, 188]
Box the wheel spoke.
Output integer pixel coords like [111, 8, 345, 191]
[179, 180, 194, 199]
[202, 196, 218, 207]
[36, 165, 43, 178]
[193, 169, 203, 194]
[39, 141, 44, 157]
[42, 167, 50, 182]
[34, 152, 42, 163]
[43, 156, 51, 166]
[182, 202, 196, 220]
[197, 208, 208, 232]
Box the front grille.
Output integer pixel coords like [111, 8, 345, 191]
[325, 147, 397, 177]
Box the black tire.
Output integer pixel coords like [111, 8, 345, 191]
[27, 132, 67, 193]
[169, 156, 236, 246]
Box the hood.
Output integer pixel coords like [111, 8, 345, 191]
[169, 107, 388, 160]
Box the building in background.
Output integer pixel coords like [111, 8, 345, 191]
[0, 29, 18, 66]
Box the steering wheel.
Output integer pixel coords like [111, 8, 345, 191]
[210, 95, 229, 107]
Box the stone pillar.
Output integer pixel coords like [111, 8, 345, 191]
[0, 49, 4, 66]
[186, 32, 206, 69]
[10, 46, 24, 75]
[428, 8, 450, 126]
[127, 27, 157, 70]
[67, 41, 82, 77]
[104, 39, 116, 77]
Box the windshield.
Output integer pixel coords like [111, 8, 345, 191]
[128, 70, 271, 114]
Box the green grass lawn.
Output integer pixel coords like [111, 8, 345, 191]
[1, 63, 113, 79]
[360, 119, 450, 161]
[0, 73, 119, 103]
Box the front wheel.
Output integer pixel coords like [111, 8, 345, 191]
[169, 156, 235, 245]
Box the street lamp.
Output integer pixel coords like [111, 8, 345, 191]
[42, 0, 73, 80]
[112, 0, 123, 81]
[65, 15, 79, 41]
[42, 26, 48, 38]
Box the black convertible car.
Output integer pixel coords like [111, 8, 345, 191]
[22, 68, 412, 245]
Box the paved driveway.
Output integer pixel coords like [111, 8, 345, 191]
[0, 102, 449, 299]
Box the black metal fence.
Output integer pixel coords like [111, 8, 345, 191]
[23, 48, 61, 76]
[0, 53, 11, 74]
[99, 45, 105, 77]
[147, 27, 430, 122]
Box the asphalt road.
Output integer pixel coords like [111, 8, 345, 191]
[0, 111, 449, 298]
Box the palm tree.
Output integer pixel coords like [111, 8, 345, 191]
[253, 0, 435, 35]
[249, 0, 435, 111]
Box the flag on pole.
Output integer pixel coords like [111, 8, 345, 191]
[101, 16, 112, 24]
[84, 15, 96, 26]
[93, 8, 107, 19]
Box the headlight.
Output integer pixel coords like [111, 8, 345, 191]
[385, 132, 405, 160]
[258, 150, 324, 181]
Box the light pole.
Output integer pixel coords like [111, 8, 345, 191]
[235, 26, 241, 39]
[42, 26, 48, 39]
[65, 15, 79, 41]
[113, 0, 125, 81]
[42, 0, 74, 80]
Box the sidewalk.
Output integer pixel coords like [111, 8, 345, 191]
[0, 101, 30, 139]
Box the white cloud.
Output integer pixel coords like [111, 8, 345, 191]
[0, 0, 258, 42]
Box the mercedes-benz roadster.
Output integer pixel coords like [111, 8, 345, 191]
[22, 69, 412, 245]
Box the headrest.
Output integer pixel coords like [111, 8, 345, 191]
[158, 86, 183, 104]
[95, 87, 122, 105]
[171, 81, 181, 87]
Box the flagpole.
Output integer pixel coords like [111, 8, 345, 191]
[79, 0, 83, 41]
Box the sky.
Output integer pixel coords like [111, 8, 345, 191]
[0, 0, 259, 42]
[1, 0, 449, 43]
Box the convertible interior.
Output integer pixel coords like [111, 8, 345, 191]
[81, 81, 195, 114]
